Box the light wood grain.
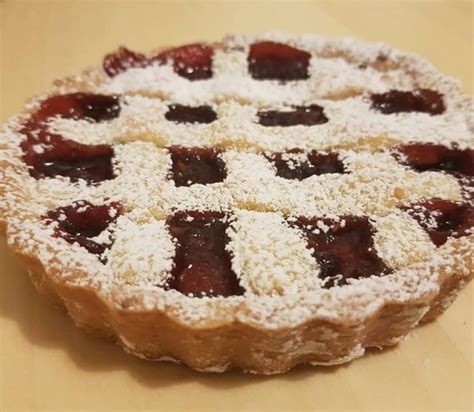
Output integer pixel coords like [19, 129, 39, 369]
[0, 1, 472, 411]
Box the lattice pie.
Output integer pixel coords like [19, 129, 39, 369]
[0, 33, 472, 374]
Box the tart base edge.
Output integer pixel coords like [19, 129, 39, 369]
[5, 239, 471, 375]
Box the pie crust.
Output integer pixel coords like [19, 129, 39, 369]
[0, 33, 472, 374]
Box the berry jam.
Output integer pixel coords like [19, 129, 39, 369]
[156, 43, 213, 80]
[402, 198, 474, 246]
[268, 150, 346, 180]
[169, 146, 227, 187]
[103, 44, 213, 80]
[370, 89, 445, 115]
[103, 47, 150, 77]
[165, 105, 217, 124]
[248, 41, 311, 80]
[166, 211, 244, 297]
[395, 143, 474, 176]
[21, 128, 115, 183]
[257, 105, 328, 127]
[33, 93, 121, 123]
[45, 201, 122, 257]
[293, 216, 392, 288]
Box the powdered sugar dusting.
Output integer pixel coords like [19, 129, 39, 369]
[0, 33, 472, 331]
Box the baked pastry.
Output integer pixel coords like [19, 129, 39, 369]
[0, 33, 472, 374]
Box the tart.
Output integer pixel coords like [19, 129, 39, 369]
[0, 33, 472, 374]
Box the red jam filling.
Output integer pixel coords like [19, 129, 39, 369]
[103, 43, 213, 80]
[293, 216, 392, 288]
[156, 43, 213, 80]
[257, 105, 328, 127]
[169, 146, 226, 187]
[248, 41, 311, 80]
[267, 150, 346, 180]
[33, 93, 121, 123]
[20, 128, 115, 183]
[165, 105, 217, 124]
[370, 89, 445, 115]
[166, 211, 244, 297]
[402, 198, 474, 246]
[103, 47, 150, 77]
[45, 201, 122, 257]
[395, 143, 474, 176]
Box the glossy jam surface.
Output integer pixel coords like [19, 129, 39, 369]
[20, 93, 118, 183]
[268, 150, 346, 180]
[156, 43, 213, 80]
[166, 211, 244, 297]
[396, 143, 474, 177]
[33, 93, 121, 122]
[103, 44, 213, 80]
[370, 89, 445, 115]
[103, 47, 150, 77]
[248, 41, 311, 80]
[165, 105, 217, 124]
[402, 198, 474, 246]
[45, 201, 122, 257]
[257, 105, 328, 127]
[21, 128, 115, 183]
[294, 216, 391, 288]
[169, 146, 226, 186]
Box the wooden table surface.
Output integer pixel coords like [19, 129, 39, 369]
[1, 1, 472, 411]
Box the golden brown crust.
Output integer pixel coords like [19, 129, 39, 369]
[5, 234, 469, 374]
[420, 271, 471, 323]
